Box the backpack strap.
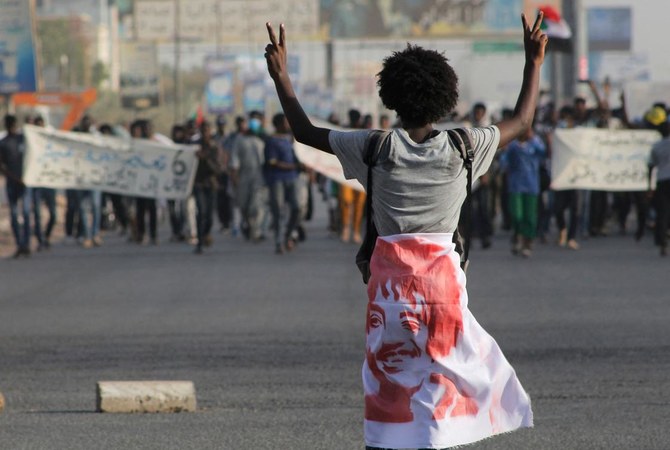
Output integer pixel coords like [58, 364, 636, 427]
[363, 129, 392, 197]
[362, 130, 392, 234]
[363, 130, 392, 166]
[355, 130, 392, 283]
[446, 128, 474, 271]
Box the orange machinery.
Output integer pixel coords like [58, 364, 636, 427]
[11, 88, 97, 130]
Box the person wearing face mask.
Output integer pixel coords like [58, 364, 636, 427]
[247, 111, 265, 137]
[229, 111, 267, 241]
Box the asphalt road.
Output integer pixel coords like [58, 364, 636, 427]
[1, 205, 669, 450]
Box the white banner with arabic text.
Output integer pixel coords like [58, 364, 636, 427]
[551, 128, 660, 191]
[23, 125, 199, 199]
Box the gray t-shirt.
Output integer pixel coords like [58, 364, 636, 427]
[229, 134, 265, 184]
[329, 126, 500, 235]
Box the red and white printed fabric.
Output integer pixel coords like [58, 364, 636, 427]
[364, 234, 533, 449]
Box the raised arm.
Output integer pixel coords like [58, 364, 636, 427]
[619, 90, 641, 130]
[587, 79, 609, 111]
[496, 12, 548, 148]
[264, 23, 333, 153]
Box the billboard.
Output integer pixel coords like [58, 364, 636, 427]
[0, 0, 38, 94]
[321, 0, 533, 39]
[205, 56, 235, 114]
[119, 42, 160, 109]
[133, 0, 563, 42]
[588, 8, 632, 52]
[134, 0, 319, 42]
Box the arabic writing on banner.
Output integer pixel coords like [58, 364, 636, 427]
[551, 128, 660, 191]
[23, 125, 199, 200]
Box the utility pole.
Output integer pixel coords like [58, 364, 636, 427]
[216, 1, 222, 58]
[574, 0, 589, 95]
[558, 0, 583, 102]
[173, 0, 181, 123]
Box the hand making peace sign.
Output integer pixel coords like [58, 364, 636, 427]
[521, 11, 549, 66]
[265, 22, 287, 81]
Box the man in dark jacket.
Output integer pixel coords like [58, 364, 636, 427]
[193, 120, 222, 254]
[0, 115, 31, 258]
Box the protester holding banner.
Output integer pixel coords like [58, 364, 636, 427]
[0, 114, 31, 258]
[552, 106, 581, 250]
[575, 81, 611, 237]
[264, 10, 546, 448]
[168, 124, 188, 243]
[64, 188, 82, 244]
[551, 101, 662, 251]
[64, 117, 94, 246]
[99, 123, 131, 238]
[130, 120, 159, 246]
[615, 103, 666, 240]
[72, 115, 103, 249]
[31, 116, 57, 251]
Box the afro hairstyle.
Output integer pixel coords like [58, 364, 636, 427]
[377, 44, 458, 128]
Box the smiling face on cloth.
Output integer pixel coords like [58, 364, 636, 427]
[366, 237, 464, 380]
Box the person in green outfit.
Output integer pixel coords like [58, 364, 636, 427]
[500, 126, 547, 257]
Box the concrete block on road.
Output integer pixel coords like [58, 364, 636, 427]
[96, 381, 196, 413]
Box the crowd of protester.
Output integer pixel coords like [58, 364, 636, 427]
[0, 109, 317, 258]
[2, 83, 670, 259]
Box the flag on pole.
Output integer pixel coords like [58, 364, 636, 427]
[190, 104, 205, 127]
[539, 5, 572, 52]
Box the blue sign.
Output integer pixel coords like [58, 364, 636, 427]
[205, 56, 235, 114]
[206, 71, 234, 114]
[588, 7, 632, 52]
[243, 76, 266, 113]
[0, 0, 38, 94]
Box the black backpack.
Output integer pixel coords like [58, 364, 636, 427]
[355, 128, 475, 284]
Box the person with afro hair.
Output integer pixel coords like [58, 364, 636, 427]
[265, 11, 548, 450]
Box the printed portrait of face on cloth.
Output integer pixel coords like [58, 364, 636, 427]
[364, 237, 478, 424]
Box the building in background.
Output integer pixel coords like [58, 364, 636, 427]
[22, 0, 670, 126]
[36, 0, 119, 91]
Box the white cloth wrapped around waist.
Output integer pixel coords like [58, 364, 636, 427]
[363, 233, 532, 449]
